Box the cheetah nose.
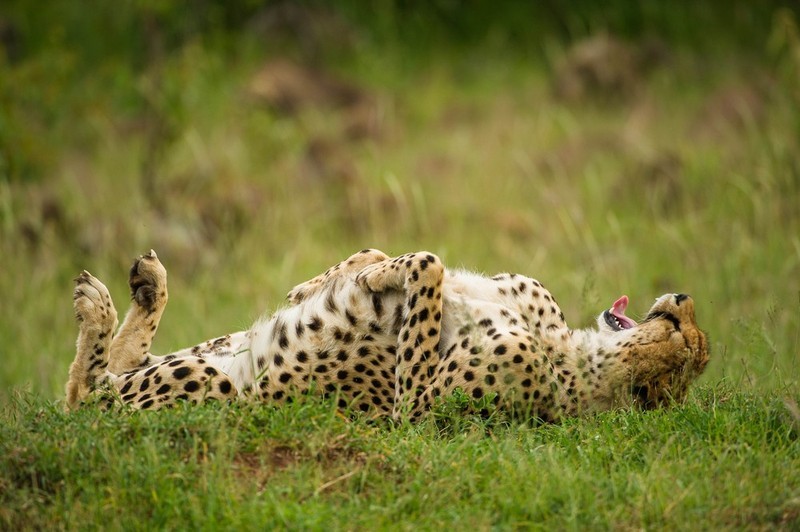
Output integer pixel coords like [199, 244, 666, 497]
[675, 294, 689, 305]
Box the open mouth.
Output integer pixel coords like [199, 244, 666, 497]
[603, 295, 638, 331]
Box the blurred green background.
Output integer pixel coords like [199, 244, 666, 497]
[1, 1, 798, 400]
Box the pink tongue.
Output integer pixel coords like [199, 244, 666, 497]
[611, 295, 637, 329]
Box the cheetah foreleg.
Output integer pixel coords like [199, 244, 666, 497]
[356, 252, 445, 419]
[287, 248, 390, 304]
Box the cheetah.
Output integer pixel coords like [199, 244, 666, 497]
[66, 249, 709, 421]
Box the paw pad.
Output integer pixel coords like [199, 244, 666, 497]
[129, 250, 167, 312]
[73, 271, 116, 330]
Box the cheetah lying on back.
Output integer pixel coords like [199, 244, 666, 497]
[66, 249, 709, 421]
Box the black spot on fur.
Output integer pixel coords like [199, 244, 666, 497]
[325, 292, 338, 313]
[371, 294, 384, 317]
[278, 331, 289, 350]
[173, 366, 191, 380]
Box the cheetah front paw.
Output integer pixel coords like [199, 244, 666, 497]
[74, 271, 118, 334]
[129, 250, 168, 313]
[287, 279, 322, 304]
[355, 262, 403, 293]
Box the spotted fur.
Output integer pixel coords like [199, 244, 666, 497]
[65, 249, 709, 420]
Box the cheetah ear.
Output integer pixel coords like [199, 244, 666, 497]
[631, 384, 654, 409]
[632, 369, 686, 409]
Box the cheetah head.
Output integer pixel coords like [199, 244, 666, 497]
[598, 293, 709, 409]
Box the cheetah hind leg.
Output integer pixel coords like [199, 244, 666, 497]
[66, 271, 119, 410]
[286, 248, 390, 304]
[356, 252, 445, 420]
[106, 250, 169, 375]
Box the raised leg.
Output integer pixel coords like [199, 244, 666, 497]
[356, 252, 444, 419]
[107, 250, 168, 375]
[65, 271, 119, 410]
[287, 248, 390, 304]
[66, 250, 240, 411]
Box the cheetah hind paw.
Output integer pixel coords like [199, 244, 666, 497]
[128, 250, 167, 313]
[73, 271, 118, 332]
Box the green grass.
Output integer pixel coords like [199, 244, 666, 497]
[1, 2, 800, 528]
[2, 387, 799, 529]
